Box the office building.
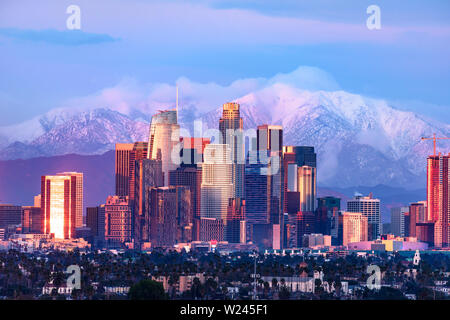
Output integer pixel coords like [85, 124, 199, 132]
[86, 205, 105, 247]
[426, 154, 449, 247]
[22, 206, 43, 233]
[149, 186, 191, 247]
[169, 164, 202, 240]
[343, 212, 368, 246]
[347, 193, 381, 240]
[316, 197, 341, 238]
[391, 207, 408, 237]
[147, 110, 180, 186]
[105, 196, 132, 248]
[41, 173, 83, 239]
[200, 144, 233, 241]
[57, 172, 83, 228]
[134, 158, 164, 248]
[115, 142, 148, 201]
[0, 204, 22, 230]
[219, 102, 244, 198]
[226, 198, 246, 244]
[282, 146, 317, 214]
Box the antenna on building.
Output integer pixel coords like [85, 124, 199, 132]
[176, 85, 179, 122]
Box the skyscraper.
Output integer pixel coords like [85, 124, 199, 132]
[285, 191, 315, 248]
[256, 125, 283, 154]
[115, 142, 148, 201]
[343, 212, 368, 247]
[169, 164, 202, 241]
[282, 146, 317, 213]
[255, 125, 284, 249]
[105, 196, 132, 248]
[57, 172, 83, 228]
[226, 198, 246, 244]
[149, 186, 191, 247]
[426, 154, 449, 247]
[316, 197, 341, 237]
[147, 110, 180, 186]
[347, 193, 381, 240]
[86, 205, 105, 248]
[391, 206, 408, 237]
[219, 102, 244, 198]
[40, 172, 83, 239]
[297, 166, 316, 212]
[200, 144, 233, 241]
[134, 158, 164, 248]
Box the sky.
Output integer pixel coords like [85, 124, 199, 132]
[0, 0, 449, 126]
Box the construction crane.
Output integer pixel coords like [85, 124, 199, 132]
[421, 133, 450, 156]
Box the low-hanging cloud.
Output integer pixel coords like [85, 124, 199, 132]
[61, 65, 341, 118]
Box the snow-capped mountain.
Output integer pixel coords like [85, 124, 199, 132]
[0, 108, 149, 160]
[202, 84, 450, 187]
[1, 84, 449, 188]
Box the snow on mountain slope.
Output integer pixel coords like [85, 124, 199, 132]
[1, 84, 449, 188]
[0, 108, 149, 160]
[202, 84, 450, 187]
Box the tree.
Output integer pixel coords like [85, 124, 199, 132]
[128, 279, 167, 300]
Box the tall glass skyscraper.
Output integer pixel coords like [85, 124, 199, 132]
[200, 144, 233, 240]
[219, 102, 244, 198]
[147, 110, 180, 186]
[40, 172, 83, 239]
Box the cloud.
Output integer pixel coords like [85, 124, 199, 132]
[0, 28, 118, 45]
[60, 65, 340, 117]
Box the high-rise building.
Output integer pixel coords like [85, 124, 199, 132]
[57, 172, 83, 228]
[256, 125, 283, 154]
[285, 191, 315, 248]
[115, 142, 148, 202]
[347, 193, 381, 240]
[316, 197, 341, 237]
[0, 204, 22, 230]
[256, 125, 284, 249]
[245, 163, 270, 247]
[41, 173, 83, 239]
[169, 165, 202, 241]
[147, 110, 180, 186]
[408, 203, 424, 238]
[105, 196, 132, 248]
[426, 154, 449, 247]
[180, 137, 210, 165]
[22, 206, 43, 233]
[226, 198, 246, 244]
[200, 144, 233, 241]
[134, 158, 164, 248]
[391, 207, 408, 237]
[149, 186, 191, 247]
[343, 212, 368, 247]
[219, 102, 244, 198]
[297, 166, 316, 212]
[282, 146, 317, 214]
[86, 205, 105, 248]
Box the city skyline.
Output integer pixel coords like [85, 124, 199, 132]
[0, 0, 449, 303]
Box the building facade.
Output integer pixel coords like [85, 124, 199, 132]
[105, 196, 132, 248]
[41, 173, 83, 239]
[347, 193, 380, 240]
[426, 154, 449, 247]
[343, 212, 368, 246]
